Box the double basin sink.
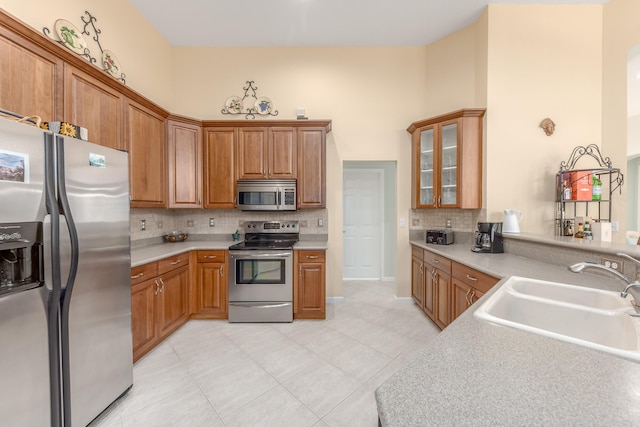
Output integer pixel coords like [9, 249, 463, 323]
[474, 276, 640, 361]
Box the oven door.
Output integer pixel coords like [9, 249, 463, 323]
[228, 250, 293, 302]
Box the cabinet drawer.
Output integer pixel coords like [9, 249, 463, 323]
[412, 246, 423, 260]
[197, 250, 226, 263]
[452, 261, 499, 293]
[131, 262, 158, 285]
[157, 252, 190, 275]
[423, 251, 451, 273]
[297, 250, 326, 262]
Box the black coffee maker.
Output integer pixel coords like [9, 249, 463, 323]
[472, 222, 504, 253]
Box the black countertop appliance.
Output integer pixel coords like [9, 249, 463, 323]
[426, 229, 454, 245]
[472, 222, 504, 253]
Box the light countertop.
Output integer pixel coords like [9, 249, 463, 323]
[131, 239, 327, 267]
[375, 239, 640, 426]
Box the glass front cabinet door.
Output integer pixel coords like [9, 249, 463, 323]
[408, 109, 485, 209]
[419, 126, 435, 206]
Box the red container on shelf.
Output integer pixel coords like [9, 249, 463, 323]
[570, 171, 592, 200]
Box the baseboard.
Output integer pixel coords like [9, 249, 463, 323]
[393, 296, 415, 305]
[326, 296, 345, 304]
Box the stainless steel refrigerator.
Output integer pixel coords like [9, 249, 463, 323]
[0, 118, 133, 426]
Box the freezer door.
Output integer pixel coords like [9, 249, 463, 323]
[56, 136, 133, 426]
[0, 119, 47, 222]
[0, 286, 51, 426]
[0, 120, 56, 426]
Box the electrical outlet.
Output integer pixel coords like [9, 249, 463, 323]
[446, 218, 452, 228]
[186, 219, 194, 227]
[209, 218, 215, 227]
[318, 218, 324, 227]
[139, 219, 146, 231]
[602, 257, 623, 273]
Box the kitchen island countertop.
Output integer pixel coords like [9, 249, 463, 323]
[375, 240, 640, 426]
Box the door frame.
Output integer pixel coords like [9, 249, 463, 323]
[342, 167, 385, 280]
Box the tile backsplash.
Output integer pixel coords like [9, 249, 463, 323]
[130, 208, 329, 241]
[409, 208, 485, 232]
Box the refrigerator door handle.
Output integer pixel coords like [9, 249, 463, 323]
[44, 133, 63, 427]
[55, 137, 80, 427]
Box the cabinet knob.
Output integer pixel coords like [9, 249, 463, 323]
[154, 279, 160, 295]
[131, 272, 143, 279]
[204, 255, 217, 259]
[220, 265, 224, 276]
[307, 255, 319, 259]
[159, 278, 166, 292]
[171, 259, 182, 265]
[466, 274, 478, 282]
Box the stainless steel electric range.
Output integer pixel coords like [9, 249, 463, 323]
[228, 220, 299, 322]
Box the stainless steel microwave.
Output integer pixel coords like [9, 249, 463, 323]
[236, 180, 297, 211]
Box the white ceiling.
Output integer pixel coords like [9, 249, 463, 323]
[128, 0, 609, 47]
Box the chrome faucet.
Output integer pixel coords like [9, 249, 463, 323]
[569, 252, 640, 298]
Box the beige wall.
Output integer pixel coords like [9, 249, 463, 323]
[171, 46, 428, 299]
[0, 0, 174, 108]
[603, 0, 640, 234]
[485, 5, 603, 235]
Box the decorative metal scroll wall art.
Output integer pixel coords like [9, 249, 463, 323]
[559, 144, 624, 192]
[43, 11, 126, 84]
[222, 81, 279, 120]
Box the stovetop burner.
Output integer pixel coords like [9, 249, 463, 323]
[229, 220, 299, 251]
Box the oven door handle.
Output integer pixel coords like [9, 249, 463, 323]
[229, 302, 291, 309]
[230, 252, 292, 258]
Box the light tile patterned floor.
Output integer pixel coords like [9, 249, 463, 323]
[90, 281, 440, 427]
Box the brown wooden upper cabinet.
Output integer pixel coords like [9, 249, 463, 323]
[126, 98, 168, 208]
[203, 127, 236, 209]
[203, 120, 330, 209]
[0, 28, 62, 122]
[65, 65, 125, 151]
[297, 127, 326, 208]
[236, 127, 296, 179]
[407, 109, 485, 209]
[167, 116, 202, 208]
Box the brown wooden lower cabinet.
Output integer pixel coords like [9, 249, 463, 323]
[411, 247, 424, 307]
[410, 245, 499, 330]
[294, 250, 326, 319]
[131, 252, 190, 362]
[451, 261, 499, 321]
[423, 252, 452, 329]
[192, 250, 228, 319]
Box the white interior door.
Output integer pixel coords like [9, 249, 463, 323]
[343, 168, 383, 279]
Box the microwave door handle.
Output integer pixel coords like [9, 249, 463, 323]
[277, 188, 282, 209]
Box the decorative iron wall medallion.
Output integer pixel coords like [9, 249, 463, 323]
[222, 81, 279, 119]
[44, 11, 126, 84]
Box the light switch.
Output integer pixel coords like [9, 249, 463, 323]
[399, 218, 406, 227]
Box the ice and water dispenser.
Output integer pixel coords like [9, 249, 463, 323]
[0, 222, 43, 295]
